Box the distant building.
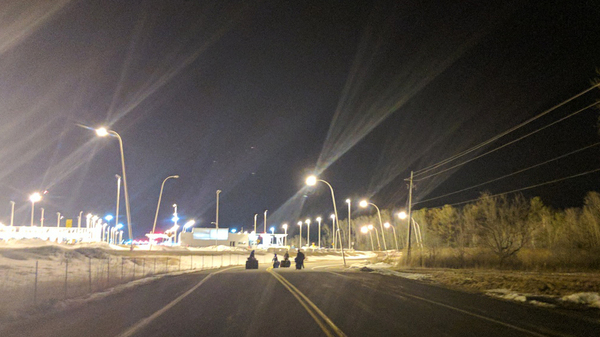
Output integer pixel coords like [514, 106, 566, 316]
[180, 228, 249, 248]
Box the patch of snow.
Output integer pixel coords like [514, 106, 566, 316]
[561, 292, 600, 309]
[349, 262, 430, 280]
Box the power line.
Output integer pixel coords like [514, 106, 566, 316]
[415, 142, 600, 205]
[413, 83, 600, 177]
[426, 167, 600, 208]
[413, 101, 599, 181]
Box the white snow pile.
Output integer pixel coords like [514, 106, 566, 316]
[349, 262, 430, 280]
[561, 292, 600, 309]
[486, 289, 600, 309]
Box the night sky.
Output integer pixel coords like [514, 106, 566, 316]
[1, 0, 600, 239]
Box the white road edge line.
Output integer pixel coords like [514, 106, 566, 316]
[327, 272, 556, 337]
[311, 264, 343, 270]
[116, 266, 240, 337]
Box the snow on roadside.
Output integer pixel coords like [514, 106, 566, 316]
[349, 262, 430, 280]
[562, 292, 600, 309]
[486, 289, 600, 309]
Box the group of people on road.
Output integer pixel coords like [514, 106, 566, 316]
[249, 249, 305, 270]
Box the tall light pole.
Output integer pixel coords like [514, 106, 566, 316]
[29, 192, 42, 227]
[151, 175, 179, 234]
[282, 223, 288, 246]
[406, 171, 414, 260]
[305, 219, 311, 248]
[384, 222, 399, 250]
[77, 211, 83, 229]
[40, 207, 45, 228]
[368, 224, 381, 250]
[316, 217, 322, 249]
[361, 226, 374, 251]
[306, 175, 346, 267]
[56, 212, 61, 227]
[253, 213, 258, 234]
[86, 213, 92, 228]
[330, 214, 336, 249]
[297, 221, 302, 248]
[95, 127, 133, 244]
[172, 204, 178, 228]
[263, 210, 268, 233]
[359, 199, 386, 251]
[115, 174, 122, 233]
[215, 190, 221, 229]
[346, 199, 351, 250]
[9, 201, 15, 227]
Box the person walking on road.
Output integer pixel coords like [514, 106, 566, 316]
[295, 249, 305, 270]
[272, 253, 280, 268]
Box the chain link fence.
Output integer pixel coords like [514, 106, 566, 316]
[0, 252, 269, 318]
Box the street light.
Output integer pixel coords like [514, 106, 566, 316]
[316, 217, 322, 249]
[384, 222, 399, 250]
[40, 207, 45, 228]
[263, 209, 268, 233]
[306, 175, 346, 267]
[253, 214, 258, 235]
[305, 219, 311, 249]
[9, 201, 15, 227]
[184, 220, 195, 232]
[297, 221, 302, 248]
[151, 175, 179, 234]
[172, 204, 179, 227]
[346, 199, 351, 250]
[29, 192, 42, 227]
[56, 212, 62, 227]
[361, 225, 374, 251]
[115, 174, 121, 232]
[215, 190, 221, 229]
[94, 127, 133, 244]
[282, 223, 288, 246]
[330, 214, 336, 249]
[359, 199, 386, 251]
[367, 224, 380, 251]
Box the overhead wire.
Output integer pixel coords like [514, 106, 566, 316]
[413, 101, 599, 181]
[414, 141, 600, 205]
[429, 167, 600, 208]
[413, 83, 600, 177]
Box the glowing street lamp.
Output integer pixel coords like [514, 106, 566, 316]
[94, 127, 133, 244]
[361, 225, 374, 251]
[172, 204, 179, 225]
[384, 222, 399, 250]
[316, 217, 322, 249]
[359, 199, 386, 251]
[184, 220, 195, 232]
[367, 223, 381, 251]
[305, 175, 346, 266]
[282, 223, 288, 246]
[29, 192, 42, 227]
[297, 221, 303, 248]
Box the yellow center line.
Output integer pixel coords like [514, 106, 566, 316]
[268, 270, 347, 337]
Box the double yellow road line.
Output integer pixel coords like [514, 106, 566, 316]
[268, 269, 347, 337]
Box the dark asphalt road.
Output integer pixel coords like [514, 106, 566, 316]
[1, 261, 599, 337]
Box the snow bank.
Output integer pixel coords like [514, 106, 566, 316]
[349, 262, 430, 280]
[562, 292, 600, 309]
[486, 289, 600, 309]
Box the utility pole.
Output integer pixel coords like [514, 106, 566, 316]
[263, 210, 268, 233]
[215, 190, 221, 229]
[406, 170, 414, 261]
